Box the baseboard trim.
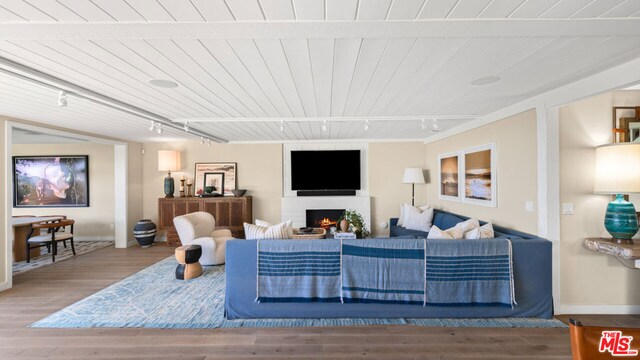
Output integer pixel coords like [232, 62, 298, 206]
[74, 236, 115, 242]
[558, 304, 640, 315]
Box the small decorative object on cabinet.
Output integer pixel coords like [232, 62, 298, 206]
[158, 150, 181, 198]
[232, 189, 247, 197]
[339, 219, 349, 233]
[158, 196, 252, 246]
[133, 219, 157, 247]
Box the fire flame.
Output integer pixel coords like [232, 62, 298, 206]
[319, 217, 336, 229]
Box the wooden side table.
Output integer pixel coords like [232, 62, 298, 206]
[584, 237, 640, 269]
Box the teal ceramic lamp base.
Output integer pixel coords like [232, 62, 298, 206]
[164, 172, 175, 198]
[604, 194, 639, 242]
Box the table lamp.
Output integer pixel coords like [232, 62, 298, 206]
[403, 168, 425, 206]
[158, 150, 181, 198]
[594, 143, 640, 243]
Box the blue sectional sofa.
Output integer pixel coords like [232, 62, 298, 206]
[225, 209, 553, 319]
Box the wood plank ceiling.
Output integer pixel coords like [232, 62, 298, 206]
[1, 0, 640, 142]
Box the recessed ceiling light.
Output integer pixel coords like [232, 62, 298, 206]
[148, 79, 178, 88]
[470, 76, 500, 86]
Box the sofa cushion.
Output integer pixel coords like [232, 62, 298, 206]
[402, 204, 433, 232]
[465, 223, 495, 239]
[398, 203, 430, 227]
[432, 212, 466, 230]
[244, 220, 293, 239]
[427, 224, 464, 240]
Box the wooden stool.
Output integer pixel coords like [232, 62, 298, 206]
[175, 244, 203, 280]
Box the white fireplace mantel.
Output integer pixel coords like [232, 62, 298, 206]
[282, 196, 371, 229]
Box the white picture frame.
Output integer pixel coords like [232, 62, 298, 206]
[461, 143, 497, 208]
[438, 150, 462, 202]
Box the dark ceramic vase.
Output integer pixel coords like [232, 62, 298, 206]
[133, 219, 157, 248]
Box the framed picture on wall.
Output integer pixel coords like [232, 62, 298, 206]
[461, 143, 496, 207]
[438, 151, 461, 202]
[194, 162, 236, 196]
[13, 155, 89, 207]
[203, 172, 225, 196]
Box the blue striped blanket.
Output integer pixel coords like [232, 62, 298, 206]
[256, 238, 515, 307]
[256, 239, 341, 303]
[425, 239, 516, 307]
[341, 238, 425, 304]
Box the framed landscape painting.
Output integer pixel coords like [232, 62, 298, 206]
[462, 143, 496, 207]
[194, 162, 236, 196]
[13, 155, 89, 208]
[438, 151, 460, 202]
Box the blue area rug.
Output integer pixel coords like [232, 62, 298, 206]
[31, 256, 567, 329]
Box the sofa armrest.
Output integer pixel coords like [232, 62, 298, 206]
[211, 229, 233, 238]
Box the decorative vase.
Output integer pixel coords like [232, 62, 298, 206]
[604, 194, 639, 240]
[133, 219, 157, 248]
[340, 219, 349, 233]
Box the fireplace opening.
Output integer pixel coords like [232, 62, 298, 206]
[306, 209, 345, 230]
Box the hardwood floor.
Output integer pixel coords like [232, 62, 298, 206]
[0, 243, 632, 359]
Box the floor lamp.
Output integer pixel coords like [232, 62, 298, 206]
[403, 168, 425, 206]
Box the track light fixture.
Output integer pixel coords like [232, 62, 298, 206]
[57, 90, 67, 107]
[149, 121, 156, 132]
[364, 120, 369, 131]
[432, 119, 440, 132]
[322, 120, 327, 132]
[200, 137, 205, 145]
[156, 123, 163, 134]
[206, 139, 211, 147]
[280, 120, 285, 132]
[421, 119, 427, 130]
[183, 121, 189, 132]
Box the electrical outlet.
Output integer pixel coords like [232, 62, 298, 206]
[562, 203, 574, 215]
[525, 201, 534, 212]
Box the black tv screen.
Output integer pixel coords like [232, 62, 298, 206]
[291, 150, 361, 191]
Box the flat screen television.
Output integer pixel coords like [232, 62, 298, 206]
[291, 150, 361, 191]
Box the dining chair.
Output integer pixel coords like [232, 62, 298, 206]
[26, 219, 75, 263]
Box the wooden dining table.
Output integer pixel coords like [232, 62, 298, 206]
[11, 216, 65, 262]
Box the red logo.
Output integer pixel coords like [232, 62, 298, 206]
[599, 331, 639, 356]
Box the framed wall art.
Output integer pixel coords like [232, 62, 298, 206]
[438, 151, 461, 202]
[194, 162, 236, 196]
[203, 172, 225, 196]
[461, 143, 496, 207]
[13, 155, 89, 208]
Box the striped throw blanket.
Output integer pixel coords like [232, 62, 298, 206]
[256, 239, 341, 303]
[425, 239, 516, 307]
[256, 238, 515, 307]
[341, 238, 426, 304]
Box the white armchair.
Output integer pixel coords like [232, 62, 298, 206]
[173, 212, 234, 265]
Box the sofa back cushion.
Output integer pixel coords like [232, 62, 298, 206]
[432, 211, 466, 230]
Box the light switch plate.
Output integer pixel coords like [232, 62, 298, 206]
[562, 203, 574, 215]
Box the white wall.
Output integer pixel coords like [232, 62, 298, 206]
[559, 90, 640, 310]
[12, 143, 115, 240]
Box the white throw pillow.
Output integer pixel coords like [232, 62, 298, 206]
[454, 218, 480, 233]
[244, 220, 293, 239]
[399, 203, 430, 227]
[427, 224, 465, 240]
[403, 207, 434, 232]
[255, 219, 294, 238]
[464, 223, 495, 239]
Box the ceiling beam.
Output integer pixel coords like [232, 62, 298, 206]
[1, 19, 640, 40]
[173, 116, 477, 123]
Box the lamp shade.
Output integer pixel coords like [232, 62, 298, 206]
[158, 150, 181, 172]
[403, 168, 425, 184]
[594, 143, 640, 194]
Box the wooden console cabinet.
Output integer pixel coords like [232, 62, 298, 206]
[158, 196, 252, 246]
